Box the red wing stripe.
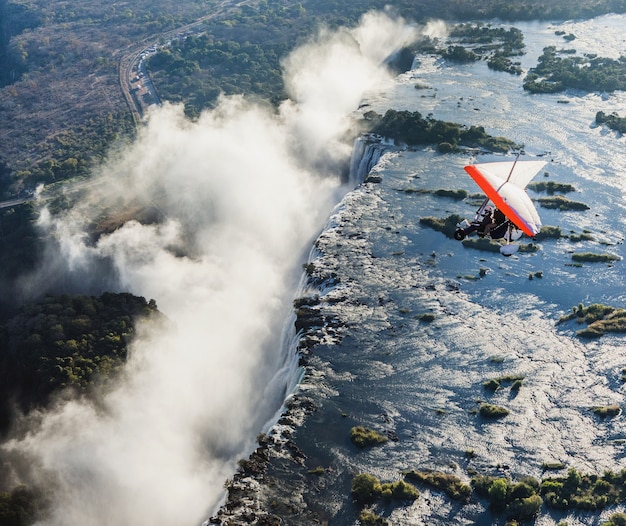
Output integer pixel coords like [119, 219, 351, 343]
[464, 165, 534, 236]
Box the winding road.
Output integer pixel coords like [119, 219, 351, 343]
[0, 0, 254, 210]
[118, 0, 254, 124]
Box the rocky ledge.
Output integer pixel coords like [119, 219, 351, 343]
[208, 268, 344, 525]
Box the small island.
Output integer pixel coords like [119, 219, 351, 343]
[364, 110, 518, 153]
[524, 46, 626, 93]
[557, 302, 626, 338]
[596, 111, 626, 134]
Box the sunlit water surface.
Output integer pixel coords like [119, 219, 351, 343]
[262, 14, 626, 526]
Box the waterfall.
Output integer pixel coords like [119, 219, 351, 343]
[348, 134, 390, 186]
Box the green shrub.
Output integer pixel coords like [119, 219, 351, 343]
[537, 195, 589, 210]
[604, 512, 626, 526]
[472, 474, 498, 496]
[418, 313, 435, 323]
[350, 426, 388, 448]
[352, 474, 383, 503]
[479, 403, 509, 418]
[419, 214, 466, 239]
[506, 494, 542, 521]
[592, 405, 620, 418]
[488, 478, 510, 510]
[358, 509, 388, 526]
[0, 485, 43, 526]
[540, 480, 564, 494]
[557, 303, 626, 338]
[404, 470, 471, 502]
[571, 252, 620, 263]
[351, 474, 419, 505]
[434, 189, 468, 200]
[381, 480, 419, 501]
[541, 462, 566, 471]
[484, 375, 524, 392]
[528, 181, 576, 194]
[540, 468, 626, 511]
[484, 379, 501, 392]
[510, 481, 537, 500]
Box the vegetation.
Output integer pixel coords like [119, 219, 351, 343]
[541, 468, 626, 511]
[527, 181, 576, 194]
[350, 426, 388, 448]
[483, 375, 525, 392]
[419, 214, 466, 238]
[0, 1, 40, 88]
[472, 475, 542, 521]
[591, 405, 620, 418]
[597, 111, 626, 133]
[0, 204, 43, 314]
[352, 473, 383, 503]
[391, 466, 626, 522]
[542, 462, 566, 471]
[557, 302, 626, 338]
[146, 17, 297, 115]
[605, 512, 626, 526]
[479, 403, 509, 418]
[0, 292, 161, 429]
[569, 231, 596, 242]
[487, 53, 523, 75]
[366, 110, 518, 152]
[571, 252, 620, 263]
[351, 473, 419, 504]
[534, 225, 597, 243]
[433, 189, 469, 200]
[536, 195, 589, 211]
[358, 508, 388, 526]
[518, 243, 540, 253]
[0, 485, 46, 526]
[448, 23, 525, 74]
[0, 0, 200, 195]
[403, 470, 472, 502]
[524, 46, 626, 94]
[441, 45, 480, 64]
[372, 466, 626, 522]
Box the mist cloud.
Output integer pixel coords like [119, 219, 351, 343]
[5, 11, 419, 526]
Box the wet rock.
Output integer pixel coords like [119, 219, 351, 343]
[294, 306, 324, 332]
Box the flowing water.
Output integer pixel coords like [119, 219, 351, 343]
[252, 14, 626, 526]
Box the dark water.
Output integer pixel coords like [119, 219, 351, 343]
[224, 14, 626, 526]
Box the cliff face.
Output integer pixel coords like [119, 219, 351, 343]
[209, 276, 343, 526]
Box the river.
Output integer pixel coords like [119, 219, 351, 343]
[213, 13, 626, 526]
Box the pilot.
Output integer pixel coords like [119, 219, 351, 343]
[476, 205, 495, 237]
[485, 209, 509, 239]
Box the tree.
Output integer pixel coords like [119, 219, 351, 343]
[488, 478, 509, 510]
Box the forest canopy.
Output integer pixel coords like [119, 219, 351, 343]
[365, 109, 518, 153]
[0, 292, 162, 431]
